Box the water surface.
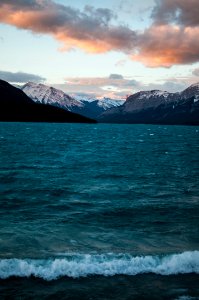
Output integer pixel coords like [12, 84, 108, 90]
[0, 123, 198, 299]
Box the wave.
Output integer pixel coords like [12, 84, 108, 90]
[0, 251, 199, 280]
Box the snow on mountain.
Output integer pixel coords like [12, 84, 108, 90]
[73, 95, 125, 107]
[133, 90, 171, 100]
[22, 82, 83, 111]
[74, 95, 98, 103]
[181, 82, 199, 99]
[22, 82, 125, 119]
[194, 95, 199, 103]
[97, 98, 125, 109]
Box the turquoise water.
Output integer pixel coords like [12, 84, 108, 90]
[0, 123, 199, 299]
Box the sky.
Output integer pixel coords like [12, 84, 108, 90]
[0, 0, 199, 99]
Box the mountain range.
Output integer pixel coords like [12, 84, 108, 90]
[0, 80, 96, 123]
[1, 79, 199, 125]
[99, 83, 199, 125]
[22, 82, 124, 119]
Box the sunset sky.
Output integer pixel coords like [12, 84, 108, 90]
[1, 0, 199, 99]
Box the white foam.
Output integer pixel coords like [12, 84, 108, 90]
[175, 296, 198, 300]
[194, 95, 199, 103]
[0, 251, 198, 280]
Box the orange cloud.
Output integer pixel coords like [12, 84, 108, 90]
[132, 25, 199, 67]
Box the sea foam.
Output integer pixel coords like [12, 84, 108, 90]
[0, 251, 198, 280]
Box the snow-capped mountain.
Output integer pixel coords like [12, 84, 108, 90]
[97, 98, 124, 109]
[22, 82, 83, 111]
[181, 82, 199, 99]
[22, 82, 125, 119]
[99, 83, 199, 125]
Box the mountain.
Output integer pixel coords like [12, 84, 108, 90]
[77, 98, 124, 119]
[22, 82, 124, 119]
[99, 83, 199, 125]
[22, 82, 83, 110]
[0, 80, 96, 123]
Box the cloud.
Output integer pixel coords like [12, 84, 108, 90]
[109, 74, 124, 79]
[132, 25, 199, 67]
[0, 0, 199, 68]
[115, 59, 127, 67]
[124, 79, 140, 87]
[53, 76, 193, 99]
[0, 70, 46, 83]
[0, 0, 136, 53]
[118, 0, 135, 14]
[152, 0, 199, 27]
[144, 80, 188, 93]
[192, 68, 199, 76]
[54, 76, 141, 99]
[56, 76, 193, 99]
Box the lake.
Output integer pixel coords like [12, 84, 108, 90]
[0, 122, 198, 299]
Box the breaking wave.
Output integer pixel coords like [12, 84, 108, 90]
[0, 251, 198, 280]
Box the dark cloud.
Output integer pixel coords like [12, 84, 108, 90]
[0, 0, 42, 10]
[124, 79, 140, 87]
[152, 0, 199, 27]
[145, 80, 188, 93]
[84, 5, 116, 23]
[0, 71, 46, 83]
[109, 74, 124, 79]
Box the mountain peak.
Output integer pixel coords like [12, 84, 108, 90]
[22, 82, 82, 109]
[181, 82, 199, 99]
[189, 82, 199, 88]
